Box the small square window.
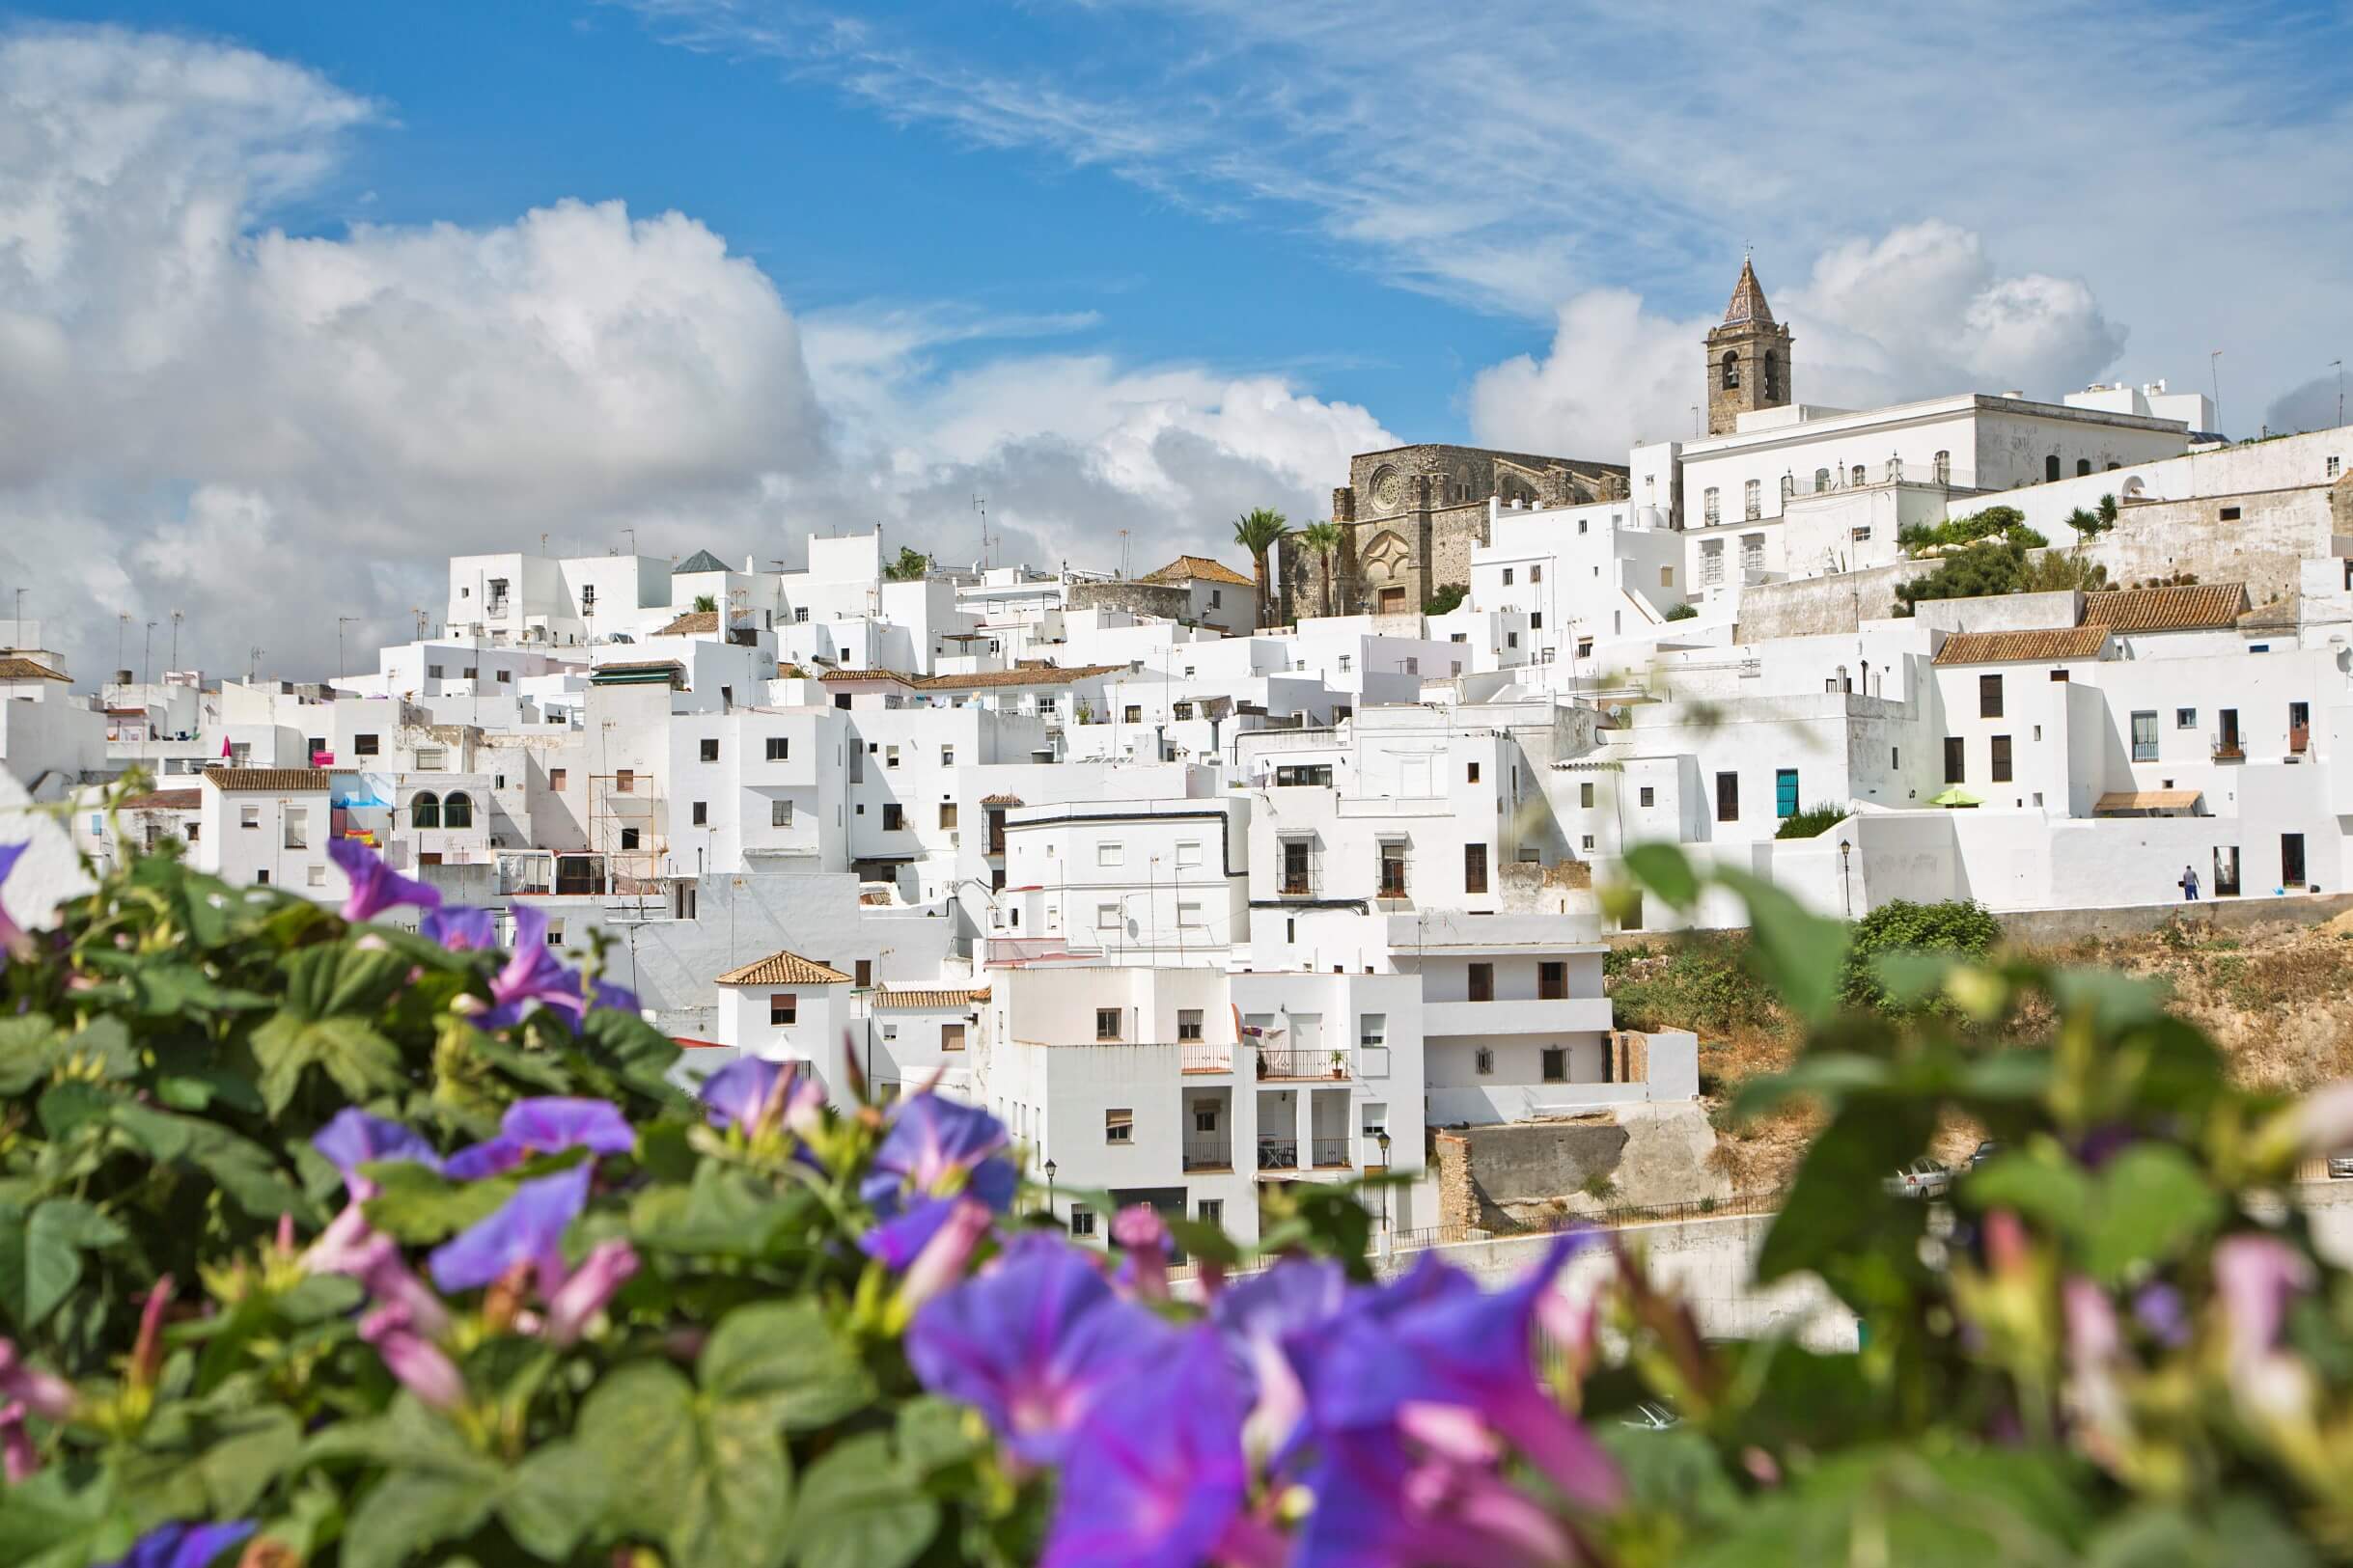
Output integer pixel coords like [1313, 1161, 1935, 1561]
[2176, 708, 2197, 729]
[1541, 1047, 1567, 1083]
[621, 826, 641, 850]
[941, 745, 955, 766]
[1105, 1108, 1132, 1142]
[1474, 1047, 1495, 1076]
[771, 798, 792, 827]
[1639, 785, 1655, 807]
[1095, 904, 1121, 932]
[1069, 1205, 1096, 1236]
[766, 737, 789, 760]
[1096, 1009, 1122, 1041]
[1177, 1008, 1204, 1041]
[770, 993, 797, 1026]
[692, 801, 708, 826]
[882, 803, 902, 831]
[353, 734, 379, 756]
[1097, 841, 1124, 867]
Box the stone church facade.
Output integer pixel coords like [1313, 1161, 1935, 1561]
[1286, 444, 1629, 619]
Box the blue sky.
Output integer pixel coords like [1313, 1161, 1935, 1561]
[3, 3, 2349, 681]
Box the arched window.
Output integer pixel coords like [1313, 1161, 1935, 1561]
[1702, 486, 1721, 526]
[1813, 467, 1832, 493]
[1850, 465, 1867, 487]
[1780, 474, 1794, 502]
[442, 791, 474, 831]
[1721, 351, 1740, 389]
[2045, 454, 2062, 482]
[2076, 458, 2091, 477]
[1933, 451, 1951, 484]
[410, 791, 441, 830]
[1763, 351, 1782, 399]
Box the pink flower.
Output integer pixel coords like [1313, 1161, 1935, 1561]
[359, 1303, 466, 1412]
[543, 1240, 640, 1346]
[1111, 1204, 1173, 1302]
[0, 1402, 35, 1482]
[899, 1198, 995, 1314]
[2289, 1082, 2353, 1158]
[2214, 1233, 2312, 1370]
[0, 1341, 76, 1423]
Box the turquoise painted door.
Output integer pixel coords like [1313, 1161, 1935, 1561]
[1775, 768, 1798, 818]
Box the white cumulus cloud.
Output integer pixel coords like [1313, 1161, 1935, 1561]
[1469, 221, 2127, 456]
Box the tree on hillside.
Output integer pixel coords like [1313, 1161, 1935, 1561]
[1893, 537, 2030, 614]
[1232, 508, 1289, 627]
[884, 546, 931, 582]
[1295, 521, 1343, 619]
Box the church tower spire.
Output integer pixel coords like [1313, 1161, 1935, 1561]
[1704, 257, 1793, 435]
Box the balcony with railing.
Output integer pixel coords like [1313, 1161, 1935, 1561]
[2213, 732, 2246, 762]
[1256, 1136, 1299, 1171]
[1180, 1040, 1233, 1074]
[1256, 1047, 1349, 1082]
[1308, 1137, 1354, 1170]
[1183, 1139, 1234, 1172]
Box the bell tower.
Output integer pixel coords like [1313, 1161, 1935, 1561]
[1704, 257, 1792, 435]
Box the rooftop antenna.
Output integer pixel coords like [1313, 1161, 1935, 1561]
[169, 610, 182, 670]
[972, 493, 990, 571]
[2334, 359, 2344, 429]
[2209, 349, 2223, 435]
[1118, 529, 1130, 578]
[248, 646, 263, 684]
[338, 616, 356, 679]
[117, 613, 128, 675]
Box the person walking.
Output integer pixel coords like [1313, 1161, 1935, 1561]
[2180, 864, 2201, 901]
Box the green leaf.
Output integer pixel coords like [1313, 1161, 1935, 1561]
[343, 1465, 504, 1568]
[36, 1081, 118, 1142]
[278, 944, 416, 1021]
[896, 1396, 983, 1478]
[249, 1010, 405, 1115]
[1714, 868, 1850, 1022]
[700, 1300, 877, 1433]
[0, 1467, 133, 1568]
[1964, 1151, 2094, 1238]
[62, 1016, 141, 1082]
[501, 1439, 608, 1560]
[361, 1164, 518, 1245]
[1755, 1098, 1932, 1284]
[113, 1102, 314, 1223]
[0, 1015, 65, 1095]
[577, 1359, 791, 1568]
[2083, 1144, 2221, 1284]
[789, 1433, 938, 1568]
[1623, 842, 1702, 910]
[0, 1197, 126, 1330]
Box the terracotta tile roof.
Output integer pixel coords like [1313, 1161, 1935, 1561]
[121, 788, 202, 812]
[653, 610, 720, 636]
[980, 793, 1025, 807]
[1931, 627, 2109, 666]
[1140, 555, 1254, 588]
[0, 657, 68, 681]
[2237, 597, 2299, 633]
[872, 986, 991, 1010]
[203, 767, 331, 792]
[819, 668, 918, 685]
[713, 949, 854, 986]
[2081, 584, 2249, 632]
[594, 658, 686, 673]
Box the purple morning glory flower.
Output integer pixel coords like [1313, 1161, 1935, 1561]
[2132, 1281, 2192, 1349]
[1295, 1423, 1577, 1568]
[360, 1302, 466, 1412]
[442, 1096, 633, 1180]
[99, 1520, 258, 1568]
[422, 905, 499, 951]
[474, 905, 583, 1030]
[1041, 1325, 1252, 1568]
[429, 1165, 591, 1294]
[0, 841, 30, 958]
[1213, 1257, 1347, 1462]
[908, 1232, 1179, 1465]
[1307, 1232, 1619, 1513]
[313, 1109, 440, 1196]
[588, 976, 641, 1015]
[857, 1093, 1016, 1269]
[0, 1341, 76, 1422]
[329, 839, 443, 924]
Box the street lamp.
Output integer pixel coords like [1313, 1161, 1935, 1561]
[1043, 1158, 1058, 1224]
[1839, 838, 1854, 918]
[1374, 1130, 1394, 1264]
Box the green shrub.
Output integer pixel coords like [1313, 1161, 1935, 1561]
[1663, 601, 1699, 621]
[1606, 932, 1782, 1035]
[1423, 582, 1468, 615]
[1774, 801, 1846, 839]
[1841, 895, 2003, 1010]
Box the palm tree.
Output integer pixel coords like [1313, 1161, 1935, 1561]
[1232, 508, 1289, 628]
[692, 593, 718, 614]
[1295, 521, 1344, 619]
